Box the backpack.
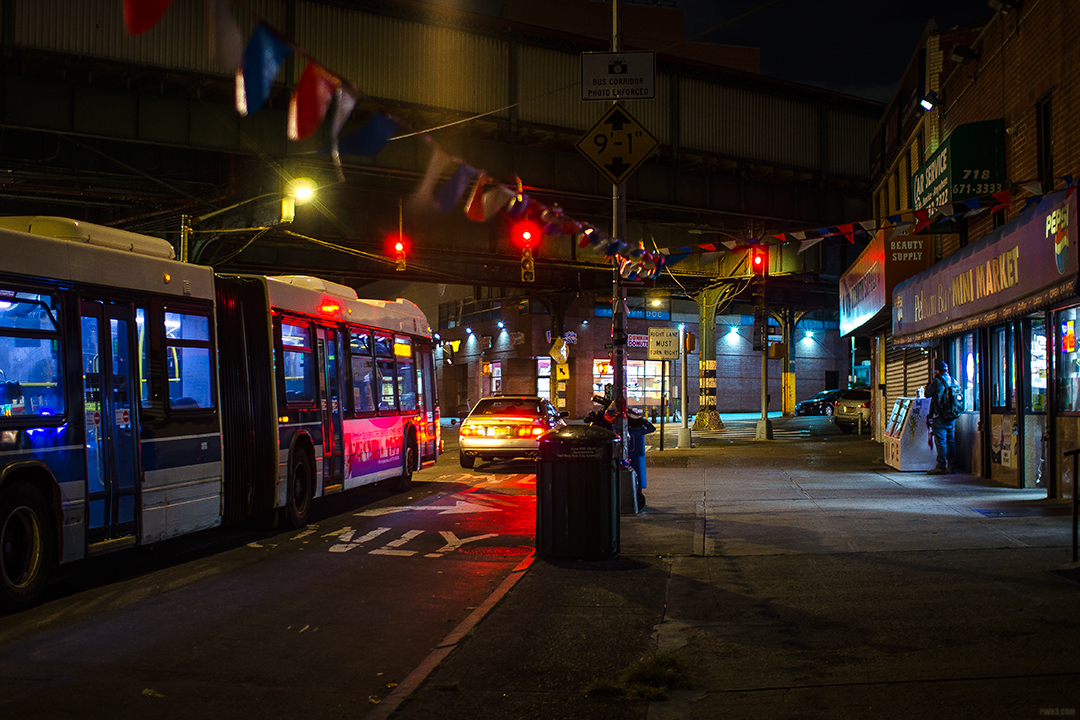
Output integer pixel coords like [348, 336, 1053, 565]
[940, 378, 963, 421]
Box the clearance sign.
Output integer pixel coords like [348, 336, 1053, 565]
[893, 191, 1077, 344]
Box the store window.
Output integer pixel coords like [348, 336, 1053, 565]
[989, 324, 1014, 410]
[537, 357, 551, 398]
[1057, 308, 1080, 413]
[1025, 318, 1048, 413]
[949, 332, 980, 412]
[591, 359, 662, 408]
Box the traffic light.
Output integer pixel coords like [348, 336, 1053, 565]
[521, 248, 535, 282]
[384, 231, 411, 271]
[511, 218, 542, 251]
[750, 246, 768, 276]
[683, 332, 696, 353]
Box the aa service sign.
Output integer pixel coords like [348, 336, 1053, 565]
[581, 52, 655, 101]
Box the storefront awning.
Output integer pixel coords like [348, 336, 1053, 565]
[892, 190, 1077, 345]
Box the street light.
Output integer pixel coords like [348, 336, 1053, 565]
[281, 177, 318, 223]
[181, 177, 318, 262]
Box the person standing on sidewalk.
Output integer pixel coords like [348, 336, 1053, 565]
[926, 360, 961, 474]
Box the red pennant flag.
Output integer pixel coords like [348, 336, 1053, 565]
[990, 190, 1011, 214]
[912, 210, 933, 234]
[123, 0, 175, 35]
[288, 63, 339, 141]
[838, 223, 855, 243]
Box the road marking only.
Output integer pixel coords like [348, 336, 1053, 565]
[354, 500, 499, 517]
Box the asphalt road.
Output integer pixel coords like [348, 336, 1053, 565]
[0, 435, 535, 720]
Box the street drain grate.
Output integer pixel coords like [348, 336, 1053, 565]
[460, 545, 534, 556]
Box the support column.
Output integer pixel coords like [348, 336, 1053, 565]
[694, 285, 726, 431]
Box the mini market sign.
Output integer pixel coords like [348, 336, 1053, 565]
[911, 119, 1006, 211]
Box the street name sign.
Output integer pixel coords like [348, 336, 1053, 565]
[580, 52, 655, 101]
[576, 103, 659, 186]
[648, 327, 680, 360]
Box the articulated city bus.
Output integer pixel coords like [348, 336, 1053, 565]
[0, 217, 439, 610]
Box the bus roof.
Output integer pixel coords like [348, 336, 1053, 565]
[0, 216, 175, 258]
[0, 216, 214, 300]
[264, 275, 432, 338]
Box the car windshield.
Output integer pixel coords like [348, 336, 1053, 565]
[471, 398, 544, 416]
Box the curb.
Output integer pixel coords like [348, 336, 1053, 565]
[364, 552, 537, 720]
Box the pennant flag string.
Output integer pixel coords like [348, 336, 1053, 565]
[122, 1, 1074, 282]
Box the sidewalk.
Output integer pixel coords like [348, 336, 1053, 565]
[388, 426, 1080, 719]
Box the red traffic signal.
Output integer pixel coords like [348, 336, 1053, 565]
[384, 231, 411, 258]
[750, 246, 768, 276]
[511, 219, 542, 251]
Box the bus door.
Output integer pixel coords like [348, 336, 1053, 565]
[317, 327, 344, 490]
[80, 300, 139, 547]
[417, 344, 438, 463]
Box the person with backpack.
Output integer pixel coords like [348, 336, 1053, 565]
[927, 359, 962, 474]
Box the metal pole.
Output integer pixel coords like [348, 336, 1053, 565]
[611, 0, 628, 462]
[756, 283, 773, 440]
[659, 359, 666, 451]
[678, 324, 691, 448]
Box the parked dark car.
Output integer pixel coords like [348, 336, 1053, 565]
[794, 389, 844, 416]
[832, 388, 873, 433]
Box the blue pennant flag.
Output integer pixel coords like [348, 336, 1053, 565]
[238, 24, 293, 117]
[336, 113, 399, 157]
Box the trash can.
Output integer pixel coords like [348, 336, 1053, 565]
[536, 424, 620, 559]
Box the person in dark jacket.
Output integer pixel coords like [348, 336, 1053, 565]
[926, 360, 957, 474]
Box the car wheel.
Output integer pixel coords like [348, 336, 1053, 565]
[0, 482, 55, 612]
[837, 424, 853, 434]
[459, 451, 475, 469]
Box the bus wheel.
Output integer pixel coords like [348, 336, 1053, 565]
[396, 437, 417, 491]
[285, 453, 312, 529]
[0, 483, 55, 612]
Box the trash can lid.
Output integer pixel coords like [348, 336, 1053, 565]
[540, 424, 619, 445]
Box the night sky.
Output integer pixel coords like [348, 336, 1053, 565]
[679, 0, 997, 102]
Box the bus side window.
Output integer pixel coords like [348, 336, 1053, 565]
[349, 329, 375, 414]
[374, 332, 396, 413]
[0, 288, 65, 419]
[164, 310, 214, 411]
[136, 307, 151, 408]
[395, 335, 416, 413]
[280, 320, 315, 406]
